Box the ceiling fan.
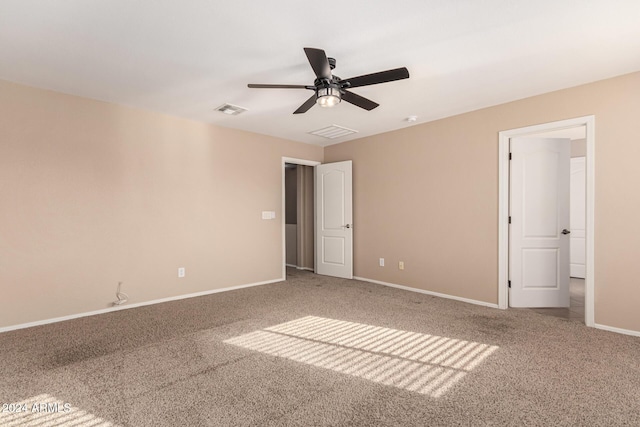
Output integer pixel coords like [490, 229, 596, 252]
[248, 47, 410, 114]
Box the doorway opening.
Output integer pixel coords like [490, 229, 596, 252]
[282, 157, 320, 279]
[498, 116, 595, 327]
[518, 127, 586, 322]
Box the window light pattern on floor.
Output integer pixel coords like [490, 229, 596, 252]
[0, 394, 119, 427]
[225, 316, 498, 397]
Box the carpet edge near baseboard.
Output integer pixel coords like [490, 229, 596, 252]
[0, 277, 285, 334]
[594, 322, 640, 338]
[354, 276, 640, 338]
[353, 275, 500, 310]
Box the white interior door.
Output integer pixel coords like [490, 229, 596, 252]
[570, 157, 586, 278]
[509, 137, 570, 307]
[315, 161, 353, 279]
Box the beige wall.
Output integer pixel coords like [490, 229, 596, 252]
[3, 72, 640, 334]
[285, 166, 297, 224]
[0, 80, 323, 328]
[296, 165, 314, 270]
[572, 138, 587, 157]
[325, 71, 640, 333]
[285, 224, 297, 266]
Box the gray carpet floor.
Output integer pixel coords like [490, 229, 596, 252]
[1, 268, 639, 426]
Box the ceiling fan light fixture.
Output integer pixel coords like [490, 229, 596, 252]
[316, 87, 341, 107]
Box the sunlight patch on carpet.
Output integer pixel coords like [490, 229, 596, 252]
[0, 394, 119, 426]
[224, 316, 498, 397]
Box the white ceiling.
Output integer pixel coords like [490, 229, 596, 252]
[1, 1, 640, 146]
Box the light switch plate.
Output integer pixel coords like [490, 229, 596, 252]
[262, 211, 276, 220]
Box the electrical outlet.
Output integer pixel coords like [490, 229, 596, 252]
[399, 261, 404, 270]
[178, 267, 185, 278]
[379, 258, 385, 267]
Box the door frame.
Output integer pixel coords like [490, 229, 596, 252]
[281, 157, 321, 279]
[498, 116, 595, 327]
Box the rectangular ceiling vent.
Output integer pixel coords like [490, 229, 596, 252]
[308, 125, 358, 140]
[215, 103, 248, 115]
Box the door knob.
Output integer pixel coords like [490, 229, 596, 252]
[344, 224, 352, 229]
[562, 229, 571, 235]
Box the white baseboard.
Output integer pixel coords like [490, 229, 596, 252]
[354, 276, 500, 309]
[285, 264, 314, 272]
[9, 275, 637, 338]
[594, 323, 640, 338]
[0, 277, 285, 334]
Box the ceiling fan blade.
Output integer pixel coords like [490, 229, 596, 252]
[304, 47, 331, 79]
[342, 90, 379, 111]
[248, 84, 310, 89]
[344, 67, 409, 88]
[293, 95, 317, 114]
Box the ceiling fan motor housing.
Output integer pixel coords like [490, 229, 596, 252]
[314, 75, 345, 91]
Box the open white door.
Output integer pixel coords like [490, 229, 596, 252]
[509, 138, 570, 307]
[315, 161, 353, 279]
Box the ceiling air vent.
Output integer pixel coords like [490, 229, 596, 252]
[308, 125, 358, 140]
[215, 103, 248, 115]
